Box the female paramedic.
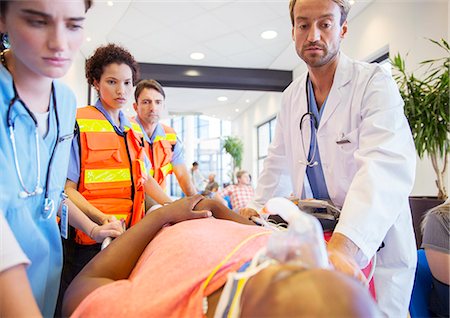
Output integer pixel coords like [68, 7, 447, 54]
[63, 196, 381, 317]
[0, 1, 124, 317]
[61, 43, 174, 300]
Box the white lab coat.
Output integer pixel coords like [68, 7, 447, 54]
[248, 53, 417, 317]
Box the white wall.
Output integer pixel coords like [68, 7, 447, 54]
[232, 92, 282, 182]
[235, 0, 449, 196]
[60, 52, 88, 107]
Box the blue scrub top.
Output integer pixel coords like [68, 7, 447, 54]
[134, 118, 185, 166]
[67, 100, 151, 184]
[0, 64, 77, 316]
[306, 78, 331, 200]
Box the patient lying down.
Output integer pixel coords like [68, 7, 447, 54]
[63, 196, 380, 317]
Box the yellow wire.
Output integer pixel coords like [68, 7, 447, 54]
[202, 231, 271, 291]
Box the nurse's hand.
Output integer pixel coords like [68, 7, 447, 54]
[239, 207, 259, 220]
[90, 219, 125, 243]
[157, 194, 212, 225]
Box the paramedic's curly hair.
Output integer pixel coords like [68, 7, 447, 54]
[85, 43, 140, 86]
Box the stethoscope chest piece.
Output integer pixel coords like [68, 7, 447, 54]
[42, 198, 55, 219]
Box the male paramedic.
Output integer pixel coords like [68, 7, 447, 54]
[240, 0, 417, 316]
[133, 79, 197, 196]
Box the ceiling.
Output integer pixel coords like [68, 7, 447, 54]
[81, 0, 372, 120]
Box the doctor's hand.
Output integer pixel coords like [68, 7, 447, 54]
[239, 207, 259, 220]
[327, 248, 367, 285]
[326, 233, 367, 284]
[90, 218, 125, 243]
[156, 195, 212, 225]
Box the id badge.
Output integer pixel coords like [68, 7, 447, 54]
[61, 203, 69, 239]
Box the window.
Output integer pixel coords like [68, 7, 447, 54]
[168, 115, 232, 197]
[257, 116, 277, 175]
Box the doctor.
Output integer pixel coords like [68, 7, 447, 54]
[240, 0, 417, 316]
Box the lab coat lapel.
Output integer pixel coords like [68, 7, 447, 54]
[318, 53, 353, 129]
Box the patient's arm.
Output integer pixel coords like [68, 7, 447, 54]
[62, 195, 212, 316]
[195, 198, 255, 225]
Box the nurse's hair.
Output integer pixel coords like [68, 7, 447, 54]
[289, 0, 351, 26]
[85, 43, 140, 86]
[0, 0, 93, 15]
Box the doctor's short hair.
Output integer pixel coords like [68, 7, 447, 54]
[289, 0, 351, 26]
[134, 79, 166, 102]
[85, 43, 140, 86]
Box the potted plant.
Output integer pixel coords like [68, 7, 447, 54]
[392, 38, 449, 246]
[223, 136, 244, 184]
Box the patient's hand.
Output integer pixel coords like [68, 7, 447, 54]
[158, 195, 212, 225]
[239, 207, 259, 220]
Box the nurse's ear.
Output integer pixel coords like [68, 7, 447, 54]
[340, 21, 348, 39]
[93, 79, 100, 92]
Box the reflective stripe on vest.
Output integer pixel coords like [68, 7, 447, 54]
[85, 168, 131, 184]
[149, 162, 173, 177]
[137, 159, 147, 177]
[154, 133, 176, 143]
[78, 118, 115, 133]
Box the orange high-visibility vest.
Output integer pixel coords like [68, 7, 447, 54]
[146, 124, 177, 190]
[75, 106, 148, 245]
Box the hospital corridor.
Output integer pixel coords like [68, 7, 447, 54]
[0, 0, 448, 317]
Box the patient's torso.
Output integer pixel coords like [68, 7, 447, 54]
[71, 218, 270, 317]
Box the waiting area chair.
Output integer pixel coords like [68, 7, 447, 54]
[409, 249, 432, 318]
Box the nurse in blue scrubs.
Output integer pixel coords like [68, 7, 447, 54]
[0, 1, 122, 316]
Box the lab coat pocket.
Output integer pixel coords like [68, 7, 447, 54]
[84, 132, 122, 164]
[336, 128, 359, 155]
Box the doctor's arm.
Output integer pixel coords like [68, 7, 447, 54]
[0, 265, 42, 317]
[333, 70, 416, 267]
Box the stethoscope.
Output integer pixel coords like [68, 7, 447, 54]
[299, 74, 319, 167]
[6, 81, 60, 219]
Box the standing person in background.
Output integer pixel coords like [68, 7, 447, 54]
[215, 170, 254, 212]
[0, 1, 122, 316]
[61, 44, 174, 307]
[240, 0, 417, 316]
[191, 161, 206, 193]
[133, 79, 196, 198]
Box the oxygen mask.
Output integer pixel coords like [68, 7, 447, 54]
[261, 197, 329, 269]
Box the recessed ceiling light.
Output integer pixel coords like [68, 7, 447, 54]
[86, 37, 92, 42]
[235, 108, 240, 112]
[217, 96, 228, 102]
[349, 0, 355, 4]
[190, 52, 205, 60]
[107, 1, 114, 6]
[245, 99, 250, 103]
[261, 30, 278, 40]
[184, 70, 200, 77]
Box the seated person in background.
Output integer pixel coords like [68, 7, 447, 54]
[421, 200, 450, 317]
[214, 170, 254, 212]
[205, 173, 219, 192]
[201, 173, 219, 198]
[63, 196, 380, 317]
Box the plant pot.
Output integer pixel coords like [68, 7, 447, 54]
[409, 196, 445, 248]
